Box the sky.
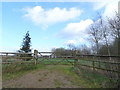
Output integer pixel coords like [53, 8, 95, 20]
[0, 0, 119, 52]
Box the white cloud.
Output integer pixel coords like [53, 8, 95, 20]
[23, 6, 82, 27]
[60, 19, 93, 38]
[102, 0, 119, 18]
[59, 19, 93, 46]
[64, 38, 91, 47]
[65, 38, 87, 45]
[92, 0, 119, 18]
[93, 1, 109, 10]
[65, 40, 77, 45]
[92, 0, 117, 11]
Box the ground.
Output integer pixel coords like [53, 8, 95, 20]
[3, 65, 82, 88]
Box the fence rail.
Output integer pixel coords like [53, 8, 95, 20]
[1, 51, 119, 88]
[75, 60, 120, 73]
[1, 52, 120, 73]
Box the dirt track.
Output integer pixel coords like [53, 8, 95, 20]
[3, 65, 81, 88]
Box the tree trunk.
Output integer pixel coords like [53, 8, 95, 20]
[105, 37, 112, 60]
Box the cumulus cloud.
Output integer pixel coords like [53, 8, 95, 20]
[102, 0, 119, 18]
[92, 0, 119, 18]
[65, 38, 87, 45]
[58, 19, 93, 45]
[93, 1, 109, 11]
[65, 40, 77, 45]
[59, 19, 93, 38]
[92, 0, 118, 11]
[23, 6, 82, 27]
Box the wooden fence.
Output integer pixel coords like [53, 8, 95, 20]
[0, 52, 119, 72]
[74, 55, 120, 88]
[1, 52, 119, 73]
[74, 55, 120, 73]
[1, 51, 120, 88]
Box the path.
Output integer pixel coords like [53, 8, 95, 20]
[3, 65, 81, 88]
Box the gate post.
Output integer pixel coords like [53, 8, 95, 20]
[34, 49, 38, 65]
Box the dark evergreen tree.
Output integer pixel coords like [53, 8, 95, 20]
[18, 31, 32, 60]
[20, 31, 31, 53]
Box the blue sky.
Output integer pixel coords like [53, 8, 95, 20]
[1, 0, 119, 52]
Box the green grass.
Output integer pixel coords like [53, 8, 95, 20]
[3, 58, 117, 88]
[57, 66, 101, 88]
[42, 65, 110, 88]
[74, 66, 118, 88]
[2, 63, 46, 80]
[37, 58, 74, 65]
[2, 58, 74, 81]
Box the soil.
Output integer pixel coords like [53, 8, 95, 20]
[3, 65, 81, 88]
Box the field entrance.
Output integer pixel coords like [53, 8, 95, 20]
[37, 57, 75, 65]
[1, 52, 120, 88]
[3, 64, 111, 88]
[36, 52, 75, 65]
[3, 65, 83, 88]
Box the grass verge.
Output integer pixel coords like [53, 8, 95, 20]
[2, 63, 46, 80]
[2, 62, 115, 88]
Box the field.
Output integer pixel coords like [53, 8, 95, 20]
[2, 58, 117, 88]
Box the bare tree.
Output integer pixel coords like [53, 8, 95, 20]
[88, 21, 102, 55]
[67, 44, 78, 56]
[108, 12, 120, 56]
[107, 12, 120, 88]
[99, 16, 112, 60]
[108, 12, 120, 39]
[80, 44, 91, 55]
[52, 48, 66, 57]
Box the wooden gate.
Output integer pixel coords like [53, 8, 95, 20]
[36, 52, 75, 65]
[0, 51, 75, 65]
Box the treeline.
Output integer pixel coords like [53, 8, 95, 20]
[52, 44, 91, 57]
[52, 12, 120, 56]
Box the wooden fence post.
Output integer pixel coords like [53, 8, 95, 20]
[34, 50, 38, 65]
[73, 58, 79, 73]
[93, 61, 95, 71]
[74, 59, 78, 68]
[98, 61, 100, 68]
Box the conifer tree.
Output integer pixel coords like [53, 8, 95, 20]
[20, 31, 31, 53]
